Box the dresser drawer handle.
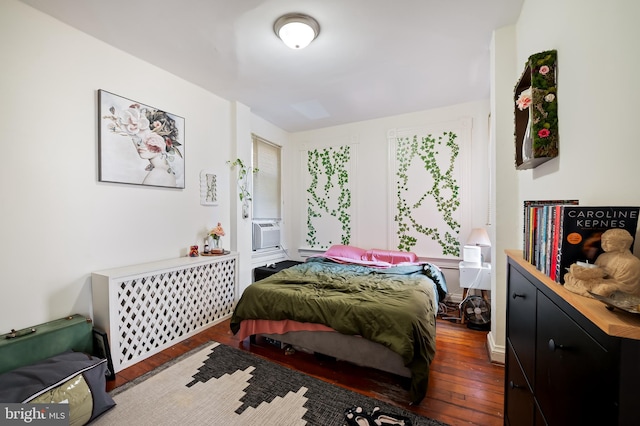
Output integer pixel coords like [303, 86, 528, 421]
[512, 293, 526, 299]
[509, 380, 522, 389]
[548, 339, 565, 351]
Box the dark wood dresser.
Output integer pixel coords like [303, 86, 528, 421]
[505, 250, 640, 425]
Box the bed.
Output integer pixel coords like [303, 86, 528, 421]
[230, 245, 447, 403]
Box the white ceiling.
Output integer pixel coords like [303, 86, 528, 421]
[20, 0, 523, 132]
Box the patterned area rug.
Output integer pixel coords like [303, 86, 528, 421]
[93, 342, 449, 426]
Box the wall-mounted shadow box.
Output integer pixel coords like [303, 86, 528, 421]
[514, 50, 559, 170]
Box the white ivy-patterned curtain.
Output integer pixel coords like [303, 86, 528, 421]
[302, 144, 356, 250]
[388, 118, 472, 259]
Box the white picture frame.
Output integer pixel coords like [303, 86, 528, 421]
[200, 169, 218, 205]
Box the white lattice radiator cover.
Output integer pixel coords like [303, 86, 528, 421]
[92, 254, 238, 372]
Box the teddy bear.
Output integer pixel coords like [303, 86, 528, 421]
[564, 228, 640, 298]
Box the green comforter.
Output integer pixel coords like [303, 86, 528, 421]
[230, 257, 446, 403]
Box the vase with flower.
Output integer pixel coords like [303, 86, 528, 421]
[208, 222, 225, 254]
[516, 87, 533, 162]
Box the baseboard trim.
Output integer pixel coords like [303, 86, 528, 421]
[448, 293, 464, 304]
[486, 331, 505, 364]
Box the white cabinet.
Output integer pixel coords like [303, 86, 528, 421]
[91, 254, 238, 372]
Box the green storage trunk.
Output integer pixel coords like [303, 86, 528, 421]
[0, 314, 94, 375]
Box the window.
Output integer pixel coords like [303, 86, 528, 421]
[252, 135, 281, 220]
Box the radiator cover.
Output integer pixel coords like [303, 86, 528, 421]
[91, 254, 237, 372]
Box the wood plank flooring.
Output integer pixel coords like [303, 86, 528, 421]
[106, 317, 505, 426]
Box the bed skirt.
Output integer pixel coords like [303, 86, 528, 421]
[240, 319, 411, 378]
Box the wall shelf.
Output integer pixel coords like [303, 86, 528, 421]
[514, 50, 559, 170]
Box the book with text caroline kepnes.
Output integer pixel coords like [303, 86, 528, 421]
[556, 206, 640, 283]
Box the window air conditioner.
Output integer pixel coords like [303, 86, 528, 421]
[252, 222, 281, 250]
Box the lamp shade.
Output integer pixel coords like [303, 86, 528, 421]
[274, 13, 320, 49]
[467, 228, 491, 246]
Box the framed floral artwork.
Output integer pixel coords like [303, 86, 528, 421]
[200, 169, 218, 205]
[98, 90, 185, 188]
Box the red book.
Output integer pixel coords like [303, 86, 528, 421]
[549, 205, 562, 281]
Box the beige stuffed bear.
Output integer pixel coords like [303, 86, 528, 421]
[564, 228, 640, 298]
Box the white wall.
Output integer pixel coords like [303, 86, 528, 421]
[0, 0, 246, 331]
[490, 26, 519, 362]
[289, 100, 492, 296]
[515, 0, 640, 205]
[490, 0, 640, 361]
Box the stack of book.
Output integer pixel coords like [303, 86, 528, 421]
[523, 201, 640, 283]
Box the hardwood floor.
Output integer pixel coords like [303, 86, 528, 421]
[106, 317, 505, 426]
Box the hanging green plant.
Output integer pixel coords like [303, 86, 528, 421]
[306, 146, 351, 248]
[395, 132, 461, 256]
[227, 158, 258, 219]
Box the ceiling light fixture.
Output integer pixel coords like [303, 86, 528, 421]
[274, 13, 320, 49]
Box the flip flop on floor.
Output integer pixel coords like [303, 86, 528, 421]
[370, 406, 413, 426]
[344, 406, 375, 426]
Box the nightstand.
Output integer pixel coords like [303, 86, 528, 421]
[253, 260, 303, 282]
[459, 261, 491, 295]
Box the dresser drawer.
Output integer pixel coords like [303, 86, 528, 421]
[506, 343, 534, 426]
[507, 266, 537, 382]
[535, 293, 617, 424]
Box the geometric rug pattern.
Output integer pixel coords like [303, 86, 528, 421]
[93, 342, 449, 426]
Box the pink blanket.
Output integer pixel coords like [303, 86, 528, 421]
[237, 319, 336, 341]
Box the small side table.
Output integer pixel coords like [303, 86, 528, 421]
[253, 260, 303, 282]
